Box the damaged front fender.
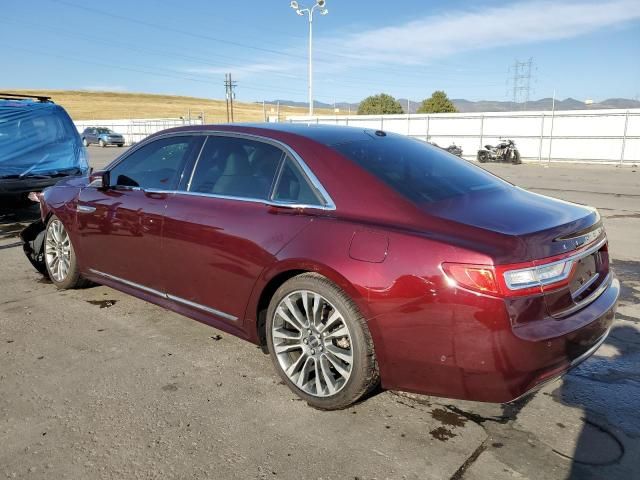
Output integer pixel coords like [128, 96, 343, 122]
[20, 220, 48, 276]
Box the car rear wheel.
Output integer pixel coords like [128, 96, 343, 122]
[45, 216, 88, 289]
[266, 273, 379, 410]
[82, 138, 89, 147]
[99, 139, 106, 148]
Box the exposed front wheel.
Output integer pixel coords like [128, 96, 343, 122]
[266, 273, 379, 410]
[99, 139, 106, 148]
[45, 216, 88, 289]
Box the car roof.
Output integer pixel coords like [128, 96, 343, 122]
[159, 122, 385, 147]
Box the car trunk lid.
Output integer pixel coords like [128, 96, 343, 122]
[424, 186, 610, 317]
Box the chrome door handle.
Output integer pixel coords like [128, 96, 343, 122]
[77, 205, 96, 213]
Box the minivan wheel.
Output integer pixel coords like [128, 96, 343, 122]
[82, 138, 89, 147]
[45, 216, 88, 289]
[99, 139, 106, 148]
[266, 273, 379, 410]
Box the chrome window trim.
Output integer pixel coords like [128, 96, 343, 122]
[186, 135, 209, 191]
[88, 268, 237, 321]
[105, 129, 336, 211]
[143, 188, 329, 211]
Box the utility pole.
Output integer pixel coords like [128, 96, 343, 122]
[224, 74, 230, 122]
[224, 73, 237, 123]
[509, 57, 534, 110]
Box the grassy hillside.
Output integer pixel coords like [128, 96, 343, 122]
[2, 90, 340, 122]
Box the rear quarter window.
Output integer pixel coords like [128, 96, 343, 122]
[332, 136, 507, 204]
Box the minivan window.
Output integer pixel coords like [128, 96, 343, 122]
[333, 136, 507, 204]
[188, 135, 284, 200]
[109, 136, 194, 190]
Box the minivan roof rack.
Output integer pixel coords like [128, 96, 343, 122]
[0, 92, 53, 103]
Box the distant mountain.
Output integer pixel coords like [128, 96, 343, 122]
[267, 97, 640, 114]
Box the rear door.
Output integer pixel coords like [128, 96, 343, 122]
[76, 134, 202, 291]
[161, 133, 329, 326]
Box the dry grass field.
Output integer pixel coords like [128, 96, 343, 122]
[3, 90, 342, 122]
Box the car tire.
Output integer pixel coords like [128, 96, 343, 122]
[266, 273, 379, 410]
[99, 139, 106, 148]
[44, 215, 88, 290]
[82, 138, 89, 147]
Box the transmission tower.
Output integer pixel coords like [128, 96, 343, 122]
[509, 58, 534, 110]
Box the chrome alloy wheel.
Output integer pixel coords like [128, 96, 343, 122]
[45, 219, 71, 282]
[271, 290, 353, 397]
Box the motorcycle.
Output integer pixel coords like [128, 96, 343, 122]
[429, 142, 463, 157]
[477, 139, 521, 164]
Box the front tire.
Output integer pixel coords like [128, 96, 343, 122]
[44, 215, 88, 289]
[99, 139, 106, 148]
[266, 273, 379, 410]
[82, 138, 89, 147]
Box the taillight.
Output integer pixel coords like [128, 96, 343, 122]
[500, 260, 573, 292]
[442, 263, 500, 295]
[443, 258, 575, 297]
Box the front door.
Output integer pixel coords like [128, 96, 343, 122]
[161, 134, 328, 326]
[76, 134, 202, 291]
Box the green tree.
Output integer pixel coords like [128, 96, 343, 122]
[357, 93, 404, 115]
[417, 90, 458, 113]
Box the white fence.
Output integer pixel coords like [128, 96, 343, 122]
[73, 118, 204, 146]
[288, 109, 640, 164]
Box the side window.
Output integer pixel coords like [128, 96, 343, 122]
[273, 156, 323, 206]
[109, 136, 194, 190]
[187, 135, 284, 200]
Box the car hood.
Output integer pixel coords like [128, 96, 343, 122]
[421, 186, 599, 261]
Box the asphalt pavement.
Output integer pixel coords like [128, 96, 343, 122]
[0, 146, 638, 479]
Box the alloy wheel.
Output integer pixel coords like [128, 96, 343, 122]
[271, 290, 353, 397]
[45, 219, 71, 282]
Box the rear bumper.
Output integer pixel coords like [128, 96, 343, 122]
[102, 138, 125, 145]
[375, 275, 619, 403]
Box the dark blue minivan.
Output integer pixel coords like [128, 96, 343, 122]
[0, 93, 89, 200]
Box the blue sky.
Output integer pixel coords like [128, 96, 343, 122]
[1, 0, 639, 104]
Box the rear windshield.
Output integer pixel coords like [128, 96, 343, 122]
[332, 136, 507, 204]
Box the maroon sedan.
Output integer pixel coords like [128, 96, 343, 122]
[24, 124, 619, 410]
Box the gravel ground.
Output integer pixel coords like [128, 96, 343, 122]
[0, 147, 638, 479]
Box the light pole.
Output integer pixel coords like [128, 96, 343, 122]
[290, 0, 328, 116]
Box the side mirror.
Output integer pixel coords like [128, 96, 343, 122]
[88, 170, 110, 190]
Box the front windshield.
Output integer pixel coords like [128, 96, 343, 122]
[96, 128, 113, 134]
[333, 135, 508, 204]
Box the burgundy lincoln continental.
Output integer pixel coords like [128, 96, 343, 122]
[23, 123, 619, 410]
